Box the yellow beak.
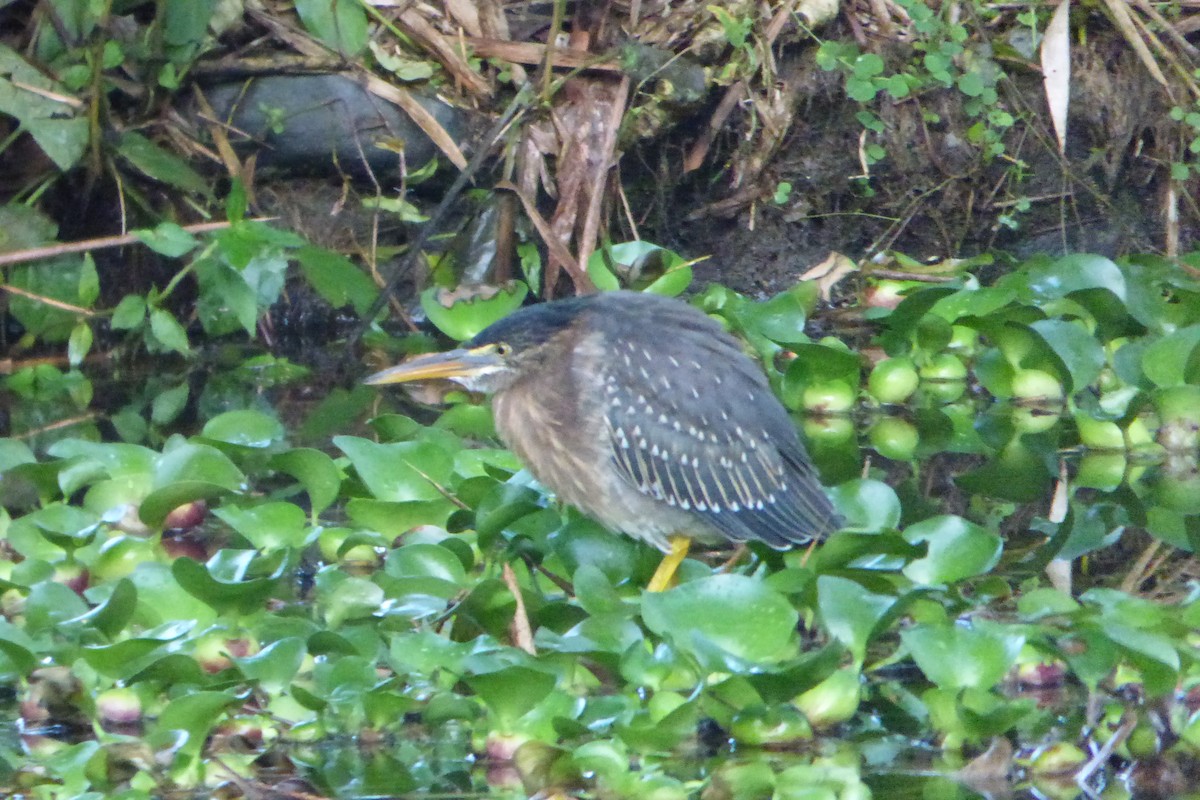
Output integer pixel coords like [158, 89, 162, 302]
[363, 347, 503, 385]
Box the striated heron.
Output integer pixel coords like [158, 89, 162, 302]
[366, 290, 839, 591]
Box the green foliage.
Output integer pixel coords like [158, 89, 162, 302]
[815, 0, 1016, 172]
[8, 250, 1200, 796]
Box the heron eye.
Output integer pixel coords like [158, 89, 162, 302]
[495, 342, 513, 357]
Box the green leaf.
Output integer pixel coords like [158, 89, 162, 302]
[465, 665, 556, 731]
[202, 409, 284, 448]
[162, 0, 217, 47]
[335, 435, 455, 502]
[214, 501, 312, 550]
[419, 282, 529, 342]
[295, 245, 379, 315]
[172, 556, 283, 615]
[0, 44, 87, 170]
[149, 308, 191, 354]
[269, 448, 342, 516]
[81, 637, 172, 678]
[323, 576, 384, 627]
[294, 0, 369, 55]
[827, 479, 901, 532]
[739, 287, 813, 345]
[234, 637, 306, 692]
[387, 543, 467, 584]
[816, 575, 895, 663]
[110, 294, 146, 329]
[69, 578, 137, 639]
[902, 515, 1002, 585]
[117, 132, 211, 196]
[78, 253, 99, 304]
[151, 691, 240, 760]
[0, 620, 39, 676]
[136, 222, 199, 257]
[67, 321, 92, 367]
[1021, 253, 1127, 301]
[901, 621, 1024, 690]
[139, 441, 245, 527]
[151, 383, 190, 426]
[1027, 319, 1106, 393]
[641, 574, 798, 664]
[1142, 324, 1200, 387]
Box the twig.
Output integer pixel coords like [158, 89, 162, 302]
[502, 563, 537, 655]
[0, 218, 276, 270]
[12, 413, 98, 439]
[1, 284, 96, 315]
[1119, 539, 1163, 593]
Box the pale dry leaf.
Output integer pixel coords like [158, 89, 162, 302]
[796, 0, 840, 26]
[1099, 0, 1168, 86]
[1041, 0, 1071, 153]
[800, 251, 858, 302]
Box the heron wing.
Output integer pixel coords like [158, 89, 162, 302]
[598, 320, 837, 548]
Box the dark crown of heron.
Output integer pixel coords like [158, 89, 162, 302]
[467, 298, 592, 354]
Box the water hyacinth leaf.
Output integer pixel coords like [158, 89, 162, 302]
[69, 578, 136, 638]
[0, 438, 36, 471]
[334, 435, 455, 502]
[171, 556, 281, 615]
[641, 574, 798, 664]
[902, 515, 1002, 585]
[81, 637, 172, 678]
[140, 442, 245, 527]
[323, 576, 385, 628]
[783, 342, 862, 385]
[345, 498, 455, 535]
[1016, 587, 1080, 620]
[737, 286, 814, 345]
[386, 542, 467, 584]
[151, 691, 241, 762]
[269, 448, 342, 516]
[25, 581, 89, 634]
[465, 665, 557, 731]
[0, 620, 38, 676]
[827, 479, 901, 532]
[816, 575, 895, 663]
[474, 482, 547, 544]
[1028, 319, 1106, 392]
[881, 285, 959, 340]
[1142, 324, 1200, 387]
[930, 284, 1016, 322]
[901, 621, 1025, 690]
[1102, 623, 1180, 696]
[202, 409, 284, 448]
[214, 502, 311, 550]
[572, 564, 627, 617]
[1021, 253, 1127, 301]
[419, 282, 529, 341]
[551, 518, 641, 586]
[234, 637, 306, 692]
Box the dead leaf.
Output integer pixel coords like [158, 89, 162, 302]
[800, 251, 858, 302]
[1041, 0, 1071, 153]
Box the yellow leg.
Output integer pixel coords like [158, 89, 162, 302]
[647, 535, 690, 592]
